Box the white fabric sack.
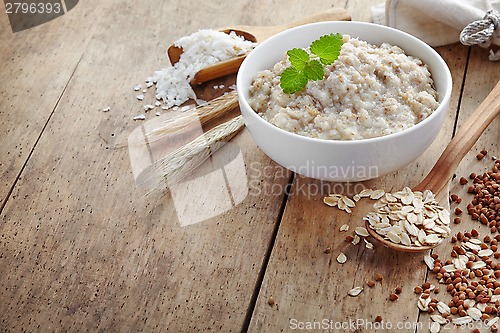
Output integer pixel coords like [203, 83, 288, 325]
[372, 0, 500, 59]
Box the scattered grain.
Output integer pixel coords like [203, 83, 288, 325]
[337, 253, 347, 264]
[348, 287, 364, 297]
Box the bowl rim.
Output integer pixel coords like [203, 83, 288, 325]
[236, 21, 453, 145]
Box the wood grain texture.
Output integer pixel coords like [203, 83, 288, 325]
[416, 46, 500, 333]
[246, 0, 473, 331]
[0, 0, 297, 331]
[0, 0, 106, 208]
[1, 0, 498, 332]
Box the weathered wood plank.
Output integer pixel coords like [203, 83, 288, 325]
[416, 45, 500, 333]
[0, 0, 109, 208]
[0, 0, 350, 332]
[247, 0, 472, 330]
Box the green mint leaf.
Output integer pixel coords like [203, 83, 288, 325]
[310, 33, 343, 65]
[287, 48, 309, 71]
[280, 33, 344, 94]
[280, 67, 308, 94]
[304, 60, 324, 81]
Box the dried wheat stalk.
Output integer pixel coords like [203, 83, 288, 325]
[146, 91, 238, 143]
[139, 115, 245, 191]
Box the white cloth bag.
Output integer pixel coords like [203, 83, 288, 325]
[372, 0, 500, 58]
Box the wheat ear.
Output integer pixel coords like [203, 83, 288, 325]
[139, 115, 245, 190]
[146, 91, 239, 143]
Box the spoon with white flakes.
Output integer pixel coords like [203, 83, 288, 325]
[365, 80, 500, 252]
[167, 8, 351, 85]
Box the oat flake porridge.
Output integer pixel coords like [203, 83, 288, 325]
[248, 35, 439, 140]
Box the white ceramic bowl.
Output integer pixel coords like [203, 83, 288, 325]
[236, 21, 452, 182]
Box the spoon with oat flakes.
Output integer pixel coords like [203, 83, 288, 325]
[365, 80, 500, 252]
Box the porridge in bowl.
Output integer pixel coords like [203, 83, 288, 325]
[248, 35, 439, 140]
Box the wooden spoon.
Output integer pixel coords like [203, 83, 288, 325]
[167, 8, 351, 85]
[366, 80, 500, 252]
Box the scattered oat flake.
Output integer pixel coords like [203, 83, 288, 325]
[364, 239, 374, 249]
[442, 264, 455, 272]
[155, 112, 161, 116]
[418, 295, 431, 311]
[142, 89, 147, 93]
[323, 196, 339, 207]
[102, 106, 110, 112]
[488, 317, 499, 327]
[452, 316, 472, 325]
[337, 253, 347, 264]
[342, 196, 355, 208]
[355, 227, 369, 237]
[133, 114, 146, 120]
[491, 295, 500, 302]
[370, 189, 385, 200]
[358, 189, 373, 197]
[136, 94, 144, 100]
[143, 104, 155, 111]
[338, 199, 346, 210]
[467, 307, 482, 321]
[133, 85, 141, 91]
[452, 257, 466, 270]
[155, 101, 161, 106]
[430, 321, 440, 333]
[348, 286, 363, 297]
[478, 249, 493, 257]
[436, 301, 450, 315]
[431, 314, 447, 325]
[339, 224, 349, 232]
[352, 235, 361, 245]
[464, 299, 476, 309]
[423, 254, 434, 270]
[146, 82, 154, 88]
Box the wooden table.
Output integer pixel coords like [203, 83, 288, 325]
[1, 0, 499, 332]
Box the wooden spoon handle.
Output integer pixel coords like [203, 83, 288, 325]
[274, 7, 351, 34]
[414, 80, 500, 194]
[190, 56, 246, 85]
[185, 8, 351, 85]
[225, 8, 351, 41]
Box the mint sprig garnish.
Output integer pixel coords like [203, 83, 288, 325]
[281, 67, 308, 94]
[280, 33, 343, 94]
[304, 60, 324, 80]
[310, 33, 344, 65]
[287, 48, 309, 70]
